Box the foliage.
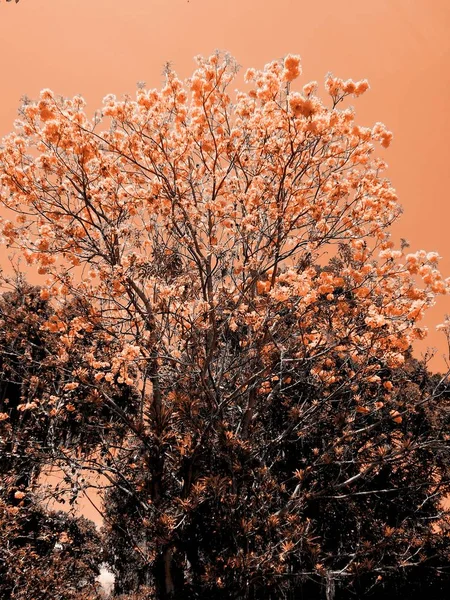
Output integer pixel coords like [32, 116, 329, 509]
[0, 279, 138, 597]
[100, 337, 450, 599]
[0, 52, 449, 598]
[0, 488, 102, 600]
[0, 277, 140, 481]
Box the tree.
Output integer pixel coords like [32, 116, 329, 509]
[0, 276, 140, 493]
[0, 490, 102, 600]
[0, 278, 143, 598]
[0, 52, 449, 598]
[101, 352, 450, 600]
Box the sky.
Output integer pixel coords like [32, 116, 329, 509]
[1, 0, 450, 519]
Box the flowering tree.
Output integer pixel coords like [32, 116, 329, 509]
[0, 53, 449, 598]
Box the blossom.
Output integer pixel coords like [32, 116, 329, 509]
[372, 122, 393, 148]
[289, 93, 315, 118]
[282, 54, 301, 82]
[63, 382, 79, 391]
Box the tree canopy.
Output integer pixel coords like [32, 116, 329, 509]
[0, 52, 449, 599]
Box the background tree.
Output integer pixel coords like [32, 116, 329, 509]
[0, 490, 102, 600]
[0, 277, 140, 598]
[0, 52, 449, 598]
[0, 276, 140, 493]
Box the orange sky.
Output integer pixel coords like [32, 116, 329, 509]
[1, 0, 449, 374]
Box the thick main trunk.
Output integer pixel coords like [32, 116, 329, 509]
[154, 545, 185, 599]
[163, 547, 175, 596]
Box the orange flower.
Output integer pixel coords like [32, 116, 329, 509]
[282, 54, 302, 82]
